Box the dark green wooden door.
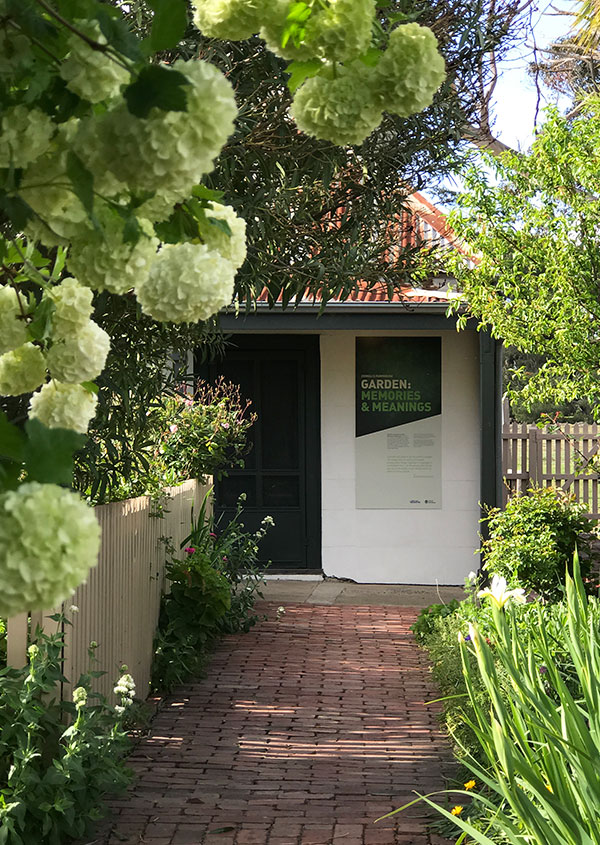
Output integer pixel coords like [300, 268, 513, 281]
[200, 335, 321, 571]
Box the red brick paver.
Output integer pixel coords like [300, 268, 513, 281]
[100, 604, 455, 845]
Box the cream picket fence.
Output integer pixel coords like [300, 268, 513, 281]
[6, 478, 209, 701]
[503, 424, 600, 519]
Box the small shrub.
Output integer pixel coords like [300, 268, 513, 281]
[412, 599, 460, 645]
[481, 486, 596, 600]
[152, 493, 272, 691]
[0, 620, 132, 844]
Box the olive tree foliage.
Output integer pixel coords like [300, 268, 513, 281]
[448, 103, 600, 416]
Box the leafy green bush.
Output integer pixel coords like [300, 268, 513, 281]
[481, 487, 596, 600]
[428, 557, 600, 845]
[0, 619, 132, 844]
[152, 493, 271, 691]
[412, 598, 460, 645]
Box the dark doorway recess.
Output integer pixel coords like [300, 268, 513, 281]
[197, 335, 321, 571]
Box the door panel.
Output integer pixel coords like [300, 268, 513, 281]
[198, 335, 321, 571]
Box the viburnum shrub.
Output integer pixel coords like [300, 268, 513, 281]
[0, 0, 445, 615]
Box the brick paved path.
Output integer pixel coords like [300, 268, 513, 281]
[101, 604, 455, 845]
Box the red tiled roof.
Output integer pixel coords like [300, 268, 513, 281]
[256, 192, 464, 306]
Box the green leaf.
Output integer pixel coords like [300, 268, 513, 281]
[191, 184, 225, 203]
[124, 65, 189, 118]
[0, 459, 22, 491]
[23, 420, 86, 486]
[80, 381, 99, 395]
[66, 151, 94, 219]
[143, 0, 188, 53]
[95, 7, 143, 61]
[358, 47, 382, 67]
[0, 412, 26, 462]
[27, 297, 55, 342]
[0, 194, 34, 231]
[122, 215, 141, 245]
[207, 216, 232, 237]
[285, 59, 322, 93]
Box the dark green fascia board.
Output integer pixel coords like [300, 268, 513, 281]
[218, 303, 472, 332]
[479, 330, 503, 552]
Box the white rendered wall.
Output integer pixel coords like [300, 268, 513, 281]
[320, 330, 480, 584]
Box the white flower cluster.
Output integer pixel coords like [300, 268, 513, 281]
[0, 343, 46, 396]
[0, 286, 28, 354]
[113, 671, 136, 714]
[0, 105, 54, 169]
[288, 19, 445, 147]
[291, 65, 382, 147]
[192, 0, 265, 41]
[0, 482, 100, 617]
[50, 277, 94, 334]
[45, 320, 110, 384]
[262, 0, 375, 63]
[67, 212, 159, 295]
[92, 59, 237, 213]
[136, 242, 235, 323]
[73, 686, 88, 708]
[29, 382, 98, 434]
[60, 21, 130, 103]
[198, 202, 247, 270]
[371, 24, 446, 117]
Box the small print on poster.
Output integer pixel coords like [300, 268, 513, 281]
[355, 337, 442, 509]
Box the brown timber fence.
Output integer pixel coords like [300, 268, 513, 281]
[6, 478, 208, 701]
[502, 423, 600, 519]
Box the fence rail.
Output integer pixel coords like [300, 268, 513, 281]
[6, 479, 208, 701]
[502, 423, 600, 519]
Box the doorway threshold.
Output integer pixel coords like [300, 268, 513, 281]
[263, 572, 323, 581]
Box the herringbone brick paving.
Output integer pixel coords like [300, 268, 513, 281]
[98, 603, 455, 845]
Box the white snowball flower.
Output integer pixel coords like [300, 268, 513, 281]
[371, 23, 445, 117]
[0, 105, 55, 169]
[50, 277, 94, 335]
[0, 343, 46, 396]
[97, 59, 237, 204]
[60, 20, 130, 103]
[291, 64, 382, 146]
[67, 213, 159, 294]
[0, 286, 29, 355]
[29, 381, 98, 434]
[198, 203, 247, 270]
[192, 0, 264, 40]
[136, 242, 235, 323]
[45, 320, 110, 384]
[0, 482, 100, 617]
[21, 120, 90, 247]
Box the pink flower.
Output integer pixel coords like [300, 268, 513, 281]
[184, 398, 193, 406]
[209, 532, 217, 539]
[222, 556, 228, 562]
[184, 547, 196, 555]
[169, 424, 178, 433]
[221, 422, 230, 429]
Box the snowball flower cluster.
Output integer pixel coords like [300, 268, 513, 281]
[113, 672, 136, 699]
[60, 20, 130, 103]
[192, 0, 265, 41]
[291, 65, 382, 146]
[0, 482, 100, 617]
[262, 0, 375, 63]
[0, 286, 28, 354]
[0, 343, 46, 396]
[45, 320, 110, 384]
[50, 277, 93, 335]
[371, 24, 446, 117]
[29, 382, 98, 433]
[136, 242, 235, 323]
[21, 121, 89, 247]
[0, 104, 54, 169]
[94, 59, 237, 213]
[67, 213, 159, 294]
[198, 203, 247, 270]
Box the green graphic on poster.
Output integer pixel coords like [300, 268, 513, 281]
[356, 337, 441, 436]
[355, 337, 442, 509]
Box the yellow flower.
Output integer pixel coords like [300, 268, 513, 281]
[451, 805, 464, 816]
[464, 780, 476, 791]
[546, 783, 554, 793]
